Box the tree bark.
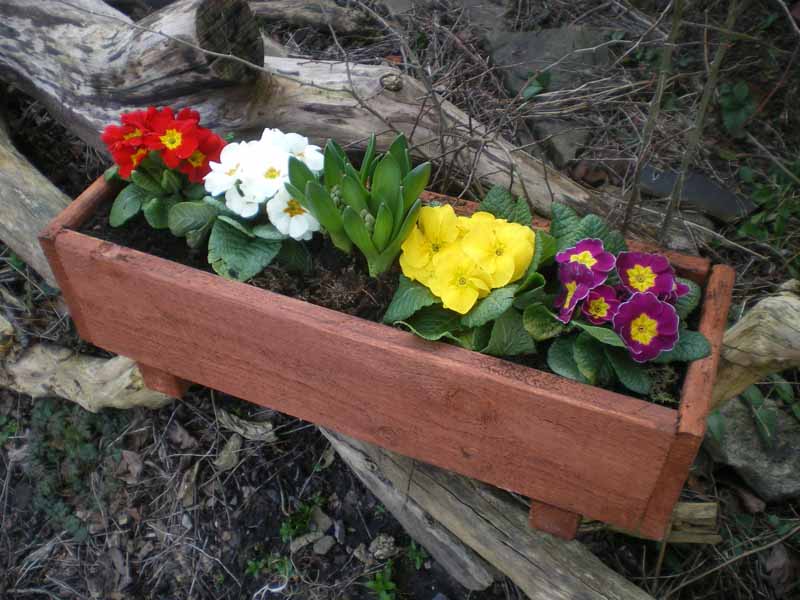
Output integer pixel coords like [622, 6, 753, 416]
[0, 0, 699, 250]
[0, 114, 70, 286]
[711, 280, 800, 409]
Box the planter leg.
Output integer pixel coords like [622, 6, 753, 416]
[137, 363, 191, 398]
[528, 500, 581, 540]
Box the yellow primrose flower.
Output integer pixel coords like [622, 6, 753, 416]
[428, 245, 492, 314]
[399, 205, 460, 275]
[461, 220, 535, 288]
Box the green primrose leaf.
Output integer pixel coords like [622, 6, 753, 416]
[168, 201, 219, 237]
[130, 170, 163, 195]
[653, 330, 711, 363]
[522, 303, 565, 341]
[109, 184, 147, 226]
[142, 197, 169, 229]
[383, 275, 440, 323]
[529, 230, 557, 274]
[604, 347, 652, 395]
[547, 335, 587, 382]
[161, 169, 183, 195]
[184, 183, 206, 201]
[207, 219, 281, 281]
[453, 323, 492, 351]
[550, 203, 583, 250]
[513, 285, 550, 310]
[252, 223, 286, 240]
[275, 239, 312, 274]
[576, 214, 627, 254]
[479, 186, 532, 225]
[461, 284, 518, 328]
[396, 305, 462, 341]
[481, 308, 536, 357]
[217, 215, 255, 237]
[573, 332, 605, 384]
[572, 321, 626, 347]
[104, 164, 119, 181]
[674, 278, 702, 318]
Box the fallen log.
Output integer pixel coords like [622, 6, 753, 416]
[711, 280, 800, 408]
[0, 0, 699, 249]
[0, 113, 69, 286]
[250, 0, 368, 35]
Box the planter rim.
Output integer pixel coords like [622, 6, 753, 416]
[40, 177, 735, 540]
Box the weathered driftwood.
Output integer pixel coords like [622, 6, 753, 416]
[0, 0, 698, 249]
[711, 280, 800, 409]
[0, 114, 69, 286]
[250, 0, 368, 34]
[323, 429, 654, 600]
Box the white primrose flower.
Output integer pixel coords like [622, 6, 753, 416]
[204, 141, 249, 196]
[267, 187, 320, 241]
[260, 128, 324, 172]
[239, 143, 291, 201]
[225, 186, 262, 219]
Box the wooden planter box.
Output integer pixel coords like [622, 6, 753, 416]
[40, 177, 735, 541]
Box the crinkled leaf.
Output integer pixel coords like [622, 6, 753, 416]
[522, 303, 565, 341]
[576, 214, 627, 254]
[604, 347, 651, 395]
[547, 335, 587, 383]
[396, 305, 461, 341]
[532, 230, 557, 271]
[217, 215, 254, 237]
[252, 223, 286, 241]
[572, 321, 626, 347]
[453, 323, 492, 351]
[130, 170, 163, 195]
[573, 332, 605, 384]
[142, 197, 169, 229]
[675, 278, 702, 318]
[550, 203, 582, 250]
[208, 219, 281, 281]
[513, 285, 550, 310]
[161, 169, 183, 195]
[168, 201, 219, 237]
[481, 308, 536, 357]
[275, 239, 312, 274]
[461, 284, 518, 328]
[383, 275, 440, 324]
[109, 184, 147, 226]
[707, 410, 725, 444]
[653, 330, 711, 363]
[479, 186, 532, 225]
[184, 183, 206, 201]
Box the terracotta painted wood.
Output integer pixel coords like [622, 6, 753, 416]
[528, 500, 582, 540]
[39, 179, 732, 540]
[138, 362, 191, 398]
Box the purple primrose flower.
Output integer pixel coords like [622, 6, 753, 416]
[555, 239, 615, 287]
[554, 262, 595, 324]
[616, 252, 675, 296]
[612, 292, 679, 362]
[580, 285, 621, 325]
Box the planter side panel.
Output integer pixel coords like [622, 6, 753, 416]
[51, 230, 679, 534]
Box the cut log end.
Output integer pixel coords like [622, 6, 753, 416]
[195, 0, 264, 81]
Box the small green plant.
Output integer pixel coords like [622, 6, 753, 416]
[365, 560, 397, 600]
[718, 81, 756, 137]
[246, 550, 295, 579]
[287, 133, 431, 277]
[28, 398, 128, 541]
[522, 72, 551, 100]
[405, 541, 428, 570]
[279, 494, 323, 543]
[0, 415, 19, 446]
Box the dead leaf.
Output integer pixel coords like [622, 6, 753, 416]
[168, 422, 197, 449]
[216, 408, 277, 442]
[177, 462, 200, 508]
[762, 543, 800, 598]
[213, 433, 242, 472]
[318, 444, 336, 471]
[734, 485, 766, 514]
[116, 450, 144, 484]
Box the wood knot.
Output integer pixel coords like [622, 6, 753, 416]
[380, 73, 403, 92]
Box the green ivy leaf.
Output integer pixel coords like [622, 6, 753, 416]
[168, 201, 219, 237]
[109, 184, 148, 227]
[383, 275, 440, 324]
[744, 397, 778, 449]
[573, 332, 605, 384]
[479, 186, 532, 225]
[768, 375, 795, 403]
[604, 347, 651, 395]
[674, 278, 702, 318]
[522, 303, 565, 341]
[572, 321, 626, 347]
[653, 330, 711, 363]
[706, 410, 725, 444]
[461, 284, 518, 328]
[396, 305, 461, 341]
[547, 335, 587, 383]
[481, 308, 536, 357]
[142, 197, 169, 229]
[207, 219, 281, 281]
[275, 239, 312, 274]
[741, 384, 765, 408]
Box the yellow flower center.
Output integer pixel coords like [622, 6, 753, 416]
[570, 250, 597, 268]
[225, 163, 240, 176]
[187, 150, 205, 167]
[563, 280, 577, 308]
[283, 199, 306, 217]
[627, 264, 657, 292]
[630, 313, 658, 345]
[431, 243, 440, 253]
[123, 128, 142, 140]
[458, 276, 467, 286]
[160, 128, 183, 150]
[264, 166, 281, 179]
[587, 297, 609, 318]
[131, 148, 148, 166]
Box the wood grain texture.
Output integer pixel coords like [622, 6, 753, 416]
[137, 362, 191, 398]
[528, 500, 581, 540]
[636, 265, 735, 538]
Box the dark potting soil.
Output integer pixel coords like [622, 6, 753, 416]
[79, 199, 688, 404]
